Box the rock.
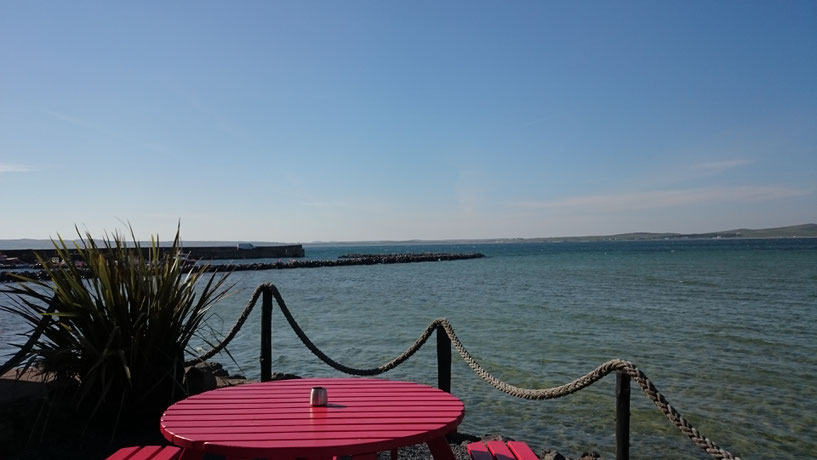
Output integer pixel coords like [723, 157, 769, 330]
[447, 431, 479, 446]
[185, 363, 217, 395]
[270, 372, 301, 381]
[196, 361, 228, 377]
[481, 433, 515, 442]
[542, 449, 568, 460]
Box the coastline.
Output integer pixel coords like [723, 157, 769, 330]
[1, 223, 815, 251]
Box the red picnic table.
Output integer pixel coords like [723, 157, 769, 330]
[160, 377, 465, 460]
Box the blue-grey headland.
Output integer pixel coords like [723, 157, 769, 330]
[1, 223, 815, 251]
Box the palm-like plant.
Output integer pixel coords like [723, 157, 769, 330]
[1, 226, 232, 419]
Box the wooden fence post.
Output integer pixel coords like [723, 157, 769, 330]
[436, 326, 452, 393]
[616, 371, 631, 460]
[260, 287, 273, 382]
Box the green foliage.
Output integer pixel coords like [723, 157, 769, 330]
[1, 226, 232, 419]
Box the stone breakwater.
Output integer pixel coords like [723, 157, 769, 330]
[0, 244, 305, 265]
[338, 253, 484, 262]
[0, 253, 485, 283]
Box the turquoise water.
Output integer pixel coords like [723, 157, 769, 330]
[2, 239, 815, 458]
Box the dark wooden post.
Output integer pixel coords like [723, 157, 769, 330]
[436, 326, 451, 393]
[616, 371, 631, 460]
[260, 287, 273, 382]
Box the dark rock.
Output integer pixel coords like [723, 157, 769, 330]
[542, 449, 568, 460]
[481, 434, 515, 442]
[185, 364, 217, 395]
[447, 431, 479, 445]
[196, 361, 228, 377]
[270, 372, 301, 381]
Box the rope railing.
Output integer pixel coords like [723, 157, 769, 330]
[185, 283, 740, 460]
[2, 282, 740, 460]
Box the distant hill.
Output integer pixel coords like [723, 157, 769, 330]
[0, 239, 51, 250]
[522, 224, 817, 243]
[724, 223, 817, 238]
[1, 224, 815, 250]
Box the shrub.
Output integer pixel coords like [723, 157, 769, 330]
[1, 226, 232, 420]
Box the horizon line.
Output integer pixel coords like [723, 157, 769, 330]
[1, 223, 815, 249]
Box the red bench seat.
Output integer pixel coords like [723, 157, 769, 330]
[467, 441, 539, 460]
[106, 445, 183, 460]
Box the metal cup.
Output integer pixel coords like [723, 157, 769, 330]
[310, 386, 328, 406]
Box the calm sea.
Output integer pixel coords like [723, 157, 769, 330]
[2, 239, 815, 459]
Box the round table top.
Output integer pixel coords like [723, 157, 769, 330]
[160, 377, 465, 459]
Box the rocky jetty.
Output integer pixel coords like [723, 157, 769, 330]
[198, 252, 484, 272]
[0, 252, 485, 283]
[338, 252, 484, 262]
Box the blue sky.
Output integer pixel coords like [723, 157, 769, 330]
[1, 1, 815, 242]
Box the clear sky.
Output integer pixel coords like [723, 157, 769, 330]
[1, 1, 815, 242]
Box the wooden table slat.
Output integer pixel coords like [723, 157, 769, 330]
[202, 438, 402, 458]
[178, 393, 458, 401]
[172, 402, 462, 411]
[162, 422, 449, 433]
[161, 418, 457, 427]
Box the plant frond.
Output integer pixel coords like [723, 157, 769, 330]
[1, 223, 233, 422]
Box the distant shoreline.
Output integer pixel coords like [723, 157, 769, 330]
[0, 223, 815, 250]
[304, 233, 817, 246]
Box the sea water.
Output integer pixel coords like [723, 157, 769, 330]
[2, 239, 815, 459]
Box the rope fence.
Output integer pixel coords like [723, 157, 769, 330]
[188, 283, 741, 460]
[2, 282, 740, 460]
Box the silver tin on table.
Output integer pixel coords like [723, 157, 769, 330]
[310, 386, 328, 406]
